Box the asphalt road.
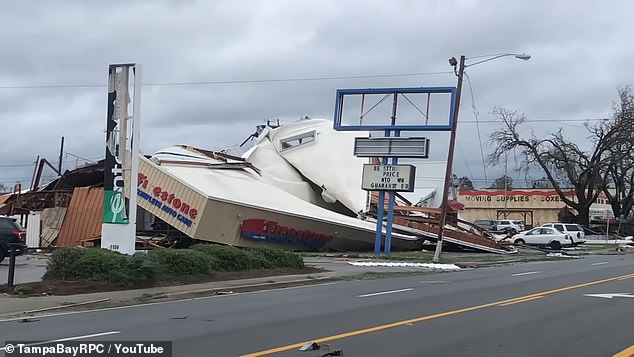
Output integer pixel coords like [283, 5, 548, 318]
[0, 255, 47, 285]
[1, 253, 634, 357]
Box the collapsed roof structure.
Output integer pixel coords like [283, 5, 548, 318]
[135, 118, 514, 253]
[2, 118, 514, 253]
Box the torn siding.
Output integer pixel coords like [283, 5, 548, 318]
[57, 187, 103, 247]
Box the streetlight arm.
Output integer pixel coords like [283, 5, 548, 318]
[466, 53, 530, 67]
[433, 51, 530, 262]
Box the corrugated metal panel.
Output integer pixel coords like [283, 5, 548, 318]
[0, 193, 11, 206]
[57, 187, 103, 247]
[40, 207, 67, 247]
[26, 212, 41, 248]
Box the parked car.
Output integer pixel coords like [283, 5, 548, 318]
[473, 219, 497, 232]
[495, 220, 525, 234]
[511, 226, 573, 250]
[540, 223, 586, 245]
[0, 217, 27, 263]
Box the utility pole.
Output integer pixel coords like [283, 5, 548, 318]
[434, 55, 465, 262]
[58, 136, 65, 175]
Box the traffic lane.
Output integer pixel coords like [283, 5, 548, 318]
[0, 255, 628, 340]
[265, 274, 634, 357]
[0, 256, 631, 350]
[0, 255, 631, 344]
[168, 268, 634, 356]
[0, 255, 47, 285]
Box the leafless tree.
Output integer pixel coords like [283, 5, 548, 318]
[488, 108, 619, 226]
[598, 87, 634, 219]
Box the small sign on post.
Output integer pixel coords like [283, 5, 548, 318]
[361, 164, 416, 192]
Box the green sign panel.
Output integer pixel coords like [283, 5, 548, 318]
[103, 190, 128, 224]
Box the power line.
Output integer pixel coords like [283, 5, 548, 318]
[460, 117, 607, 124]
[464, 73, 489, 188]
[0, 71, 454, 90]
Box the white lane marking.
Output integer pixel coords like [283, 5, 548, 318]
[511, 271, 540, 277]
[0, 282, 338, 323]
[591, 262, 608, 266]
[357, 288, 413, 298]
[0, 331, 120, 350]
[583, 293, 634, 299]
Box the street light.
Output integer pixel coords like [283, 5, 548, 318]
[433, 53, 530, 262]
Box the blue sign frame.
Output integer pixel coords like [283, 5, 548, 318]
[333, 86, 457, 256]
[333, 86, 456, 132]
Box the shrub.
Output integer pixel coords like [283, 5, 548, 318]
[146, 249, 217, 275]
[192, 244, 269, 271]
[43, 245, 306, 285]
[44, 248, 147, 284]
[43, 247, 87, 281]
[193, 244, 304, 270]
[249, 248, 305, 269]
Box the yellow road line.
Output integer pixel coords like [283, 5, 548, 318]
[497, 295, 543, 306]
[613, 345, 634, 357]
[240, 272, 634, 357]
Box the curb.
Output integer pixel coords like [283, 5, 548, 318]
[154, 276, 334, 299]
[0, 298, 111, 318]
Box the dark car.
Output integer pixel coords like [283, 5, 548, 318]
[473, 219, 497, 232]
[0, 217, 27, 263]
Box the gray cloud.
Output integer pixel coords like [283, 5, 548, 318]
[1, 0, 633, 188]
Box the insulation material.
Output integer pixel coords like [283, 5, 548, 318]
[242, 139, 322, 205]
[266, 119, 370, 215]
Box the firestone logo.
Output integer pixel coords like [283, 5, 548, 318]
[240, 219, 333, 249]
[137, 173, 198, 227]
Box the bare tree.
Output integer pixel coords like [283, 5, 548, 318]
[599, 87, 634, 219]
[455, 176, 475, 191]
[488, 108, 619, 226]
[490, 175, 513, 190]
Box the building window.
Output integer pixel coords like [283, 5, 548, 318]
[280, 130, 316, 151]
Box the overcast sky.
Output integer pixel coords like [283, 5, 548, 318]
[1, 0, 633, 190]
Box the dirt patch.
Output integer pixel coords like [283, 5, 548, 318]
[0, 267, 322, 296]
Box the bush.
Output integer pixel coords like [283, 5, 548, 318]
[193, 244, 304, 270]
[146, 249, 217, 275]
[249, 248, 305, 269]
[43, 245, 306, 284]
[44, 248, 152, 284]
[192, 244, 268, 271]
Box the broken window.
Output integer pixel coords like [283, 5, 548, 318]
[280, 130, 316, 151]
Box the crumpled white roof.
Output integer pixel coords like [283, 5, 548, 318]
[155, 161, 399, 235]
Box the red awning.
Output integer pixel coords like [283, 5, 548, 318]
[447, 199, 465, 213]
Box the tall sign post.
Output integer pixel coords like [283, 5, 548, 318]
[334, 87, 455, 255]
[102, 64, 141, 255]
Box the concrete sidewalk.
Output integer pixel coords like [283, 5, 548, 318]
[0, 271, 346, 318]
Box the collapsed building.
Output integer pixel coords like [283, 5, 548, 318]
[0, 119, 515, 253]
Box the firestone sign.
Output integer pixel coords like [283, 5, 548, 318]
[137, 173, 198, 227]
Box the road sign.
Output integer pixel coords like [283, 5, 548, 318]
[353, 137, 430, 158]
[361, 164, 416, 192]
[583, 293, 634, 299]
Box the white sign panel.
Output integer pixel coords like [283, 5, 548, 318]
[361, 164, 416, 192]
